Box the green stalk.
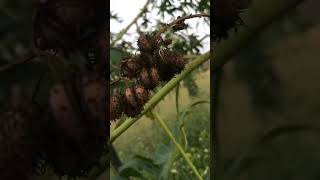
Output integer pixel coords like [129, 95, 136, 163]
[152, 111, 203, 180]
[110, 51, 210, 142]
[175, 82, 180, 115]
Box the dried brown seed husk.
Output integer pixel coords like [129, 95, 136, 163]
[124, 87, 138, 107]
[134, 86, 149, 106]
[44, 72, 108, 178]
[123, 86, 150, 118]
[139, 52, 158, 67]
[138, 67, 161, 90]
[120, 56, 142, 78]
[137, 33, 159, 52]
[150, 67, 161, 86]
[138, 68, 151, 87]
[79, 72, 107, 123]
[48, 84, 86, 141]
[110, 94, 123, 121]
[124, 105, 142, 118]
[159, 50, 185, 81]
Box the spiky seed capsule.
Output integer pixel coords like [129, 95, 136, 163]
[120, 57, 141, 78]
[45, 73, 108, 178]
[138, 67, 161, 90]
[123, 86, 150, 118]
[80, 73, 107, 121]
[159, 50, 185, 81]
[137, 34, 159, 52]
[150, 67, 161, 84]
[139, 68, 151, 87]
[125, 87, 137, 107]
[49, 84, 85, 141]
[110, 95, 123, 121]
[134, 86, 149, 105]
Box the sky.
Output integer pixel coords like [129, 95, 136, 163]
[110, 0, 210, 53]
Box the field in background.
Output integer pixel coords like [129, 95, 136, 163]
[111, 69, 210, 179]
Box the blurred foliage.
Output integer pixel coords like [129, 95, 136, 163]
[219, 0, 320, 179]
[112, 104, 210, 180]
[110, 1, 210, 178]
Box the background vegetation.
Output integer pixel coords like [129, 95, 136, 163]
[110, 0, 210, 179]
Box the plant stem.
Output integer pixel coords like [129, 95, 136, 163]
[152, 111, 203, 180]
[110, 0, 150, 47]
[156, 13, 210, 36]
[110, 51, 210, 142]
[175, 83, 180, 115]
[109, 145, 123, 173]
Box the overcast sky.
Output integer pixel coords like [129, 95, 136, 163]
[110, 0, 210, 53]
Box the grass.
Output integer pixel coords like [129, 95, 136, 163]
[111, 69, 210, 179]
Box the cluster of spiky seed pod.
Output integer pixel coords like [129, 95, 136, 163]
[110, 33, 186, 122]
[0, 1, 108, 179]
[0, 72, 108, 179]
[41, 71, 108, 177]
[0, 73, 108, 179]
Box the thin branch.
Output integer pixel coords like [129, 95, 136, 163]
[156, 13, 210, 36]
[110, 0, 150, 47]
[152, 111, 203, 180]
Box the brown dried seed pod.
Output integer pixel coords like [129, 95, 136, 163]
[120, 56, 142, 78]
[150, 67, 161, 84]
[44, 72, 108, 178]
[137, 33, 159, 52]
[79, 72, 107, 122]
[134, 86, 149, 106]
[159, 50, 185, 81]
[124, 105, 141, 118]
[139, 68, 151, 87]
[125, 87, 137, 107]
[110, 95, 123, 121]
[123, 86, 150, 118]
[138, 67, 161, 90]
[49, 84, 86, 141]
